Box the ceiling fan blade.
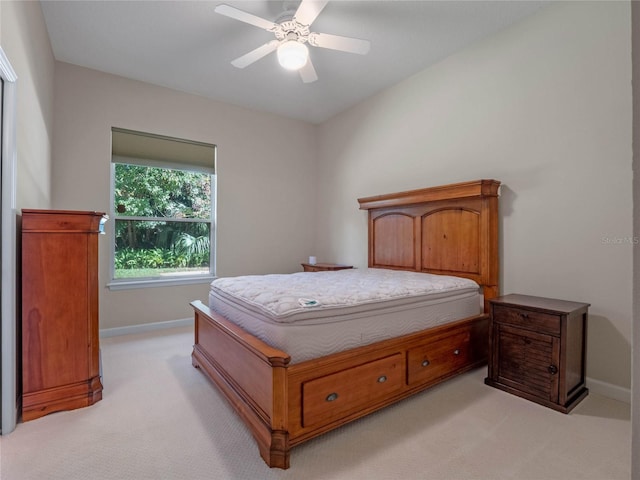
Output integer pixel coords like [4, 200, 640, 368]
[299, 58, 318, 83]
[231, 40, 280, 69]
[309, 32, 371, 55]
[214, 4, 277, 31]
[293, 0, 329, 26]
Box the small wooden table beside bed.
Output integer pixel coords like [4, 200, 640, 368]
[191, 179, 501, 469]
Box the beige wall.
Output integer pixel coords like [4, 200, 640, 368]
[52, 63, 317, 329]
[317, 2, 633, 393]
[1, 0, 55, 209]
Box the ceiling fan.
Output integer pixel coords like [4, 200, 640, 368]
[214, 0, 371, 83]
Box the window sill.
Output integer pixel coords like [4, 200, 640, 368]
[107, 275, 215, 291]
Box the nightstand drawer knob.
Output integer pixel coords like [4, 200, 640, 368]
[326, 392, 339, 402]
[548, 365, 558, 375]
[421, 360, 430, 367]
[377, 375, 387, 383]
[453, 349, 460, 355]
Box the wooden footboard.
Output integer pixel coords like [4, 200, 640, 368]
[191, 300, 489, 469]
[191, 300, 292, 468]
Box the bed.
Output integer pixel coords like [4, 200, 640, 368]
[191, 179, 500, 469]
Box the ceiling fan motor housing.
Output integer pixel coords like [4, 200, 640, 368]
[274, 20, 310, 44]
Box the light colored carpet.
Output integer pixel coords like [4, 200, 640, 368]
[0, 326, 630, 480]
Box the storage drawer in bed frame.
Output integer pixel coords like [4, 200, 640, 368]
[406, 330, 473, 386]
[302, 353, 404, 428]
[282, 314, 489, 444]
[297, 327, 482, 432]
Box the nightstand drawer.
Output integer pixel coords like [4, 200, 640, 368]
[492, 305, 560, 336]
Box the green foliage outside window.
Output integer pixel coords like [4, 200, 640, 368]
[114, 163, 213, 278]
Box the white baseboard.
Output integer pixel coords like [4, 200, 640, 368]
[586, 376, 631, 404]
[100, 317, 192, 338]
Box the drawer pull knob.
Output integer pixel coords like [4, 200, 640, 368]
[453, 349, 460, 355]
[377, 375, 387, 383]
[548, 365, 558, 375]
[520, 313, 529, 319]
[326, 393, 338, 402]
[421, 360, 430, 367]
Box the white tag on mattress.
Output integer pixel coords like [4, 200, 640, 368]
[298, 298, 321, 308]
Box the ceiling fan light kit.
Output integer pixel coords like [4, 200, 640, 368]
[215, 0, 370, 83]
[277, 41, 309, 70]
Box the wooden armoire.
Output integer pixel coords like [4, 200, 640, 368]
[21, 209, 107, 421]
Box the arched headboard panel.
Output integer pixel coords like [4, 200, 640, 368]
[371, 213, 416, 269]
[358, 179, 500, 312]
[422, 207, 480, 276]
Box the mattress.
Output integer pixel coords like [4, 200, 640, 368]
[209, 268, 481, 364]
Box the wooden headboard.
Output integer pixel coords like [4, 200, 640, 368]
[358, 179, 500, 312]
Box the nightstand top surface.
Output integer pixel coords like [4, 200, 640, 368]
[491, 294, 589, 314]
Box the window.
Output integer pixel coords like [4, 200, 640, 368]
[109, 128, 216, 289]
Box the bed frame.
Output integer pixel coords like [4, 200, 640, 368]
[191, 179, 500, 469]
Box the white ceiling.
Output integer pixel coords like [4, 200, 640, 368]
[40, 0, 548, 124]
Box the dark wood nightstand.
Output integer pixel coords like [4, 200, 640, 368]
[485, 294, 589, 413]
[301, 263, 353, 272]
